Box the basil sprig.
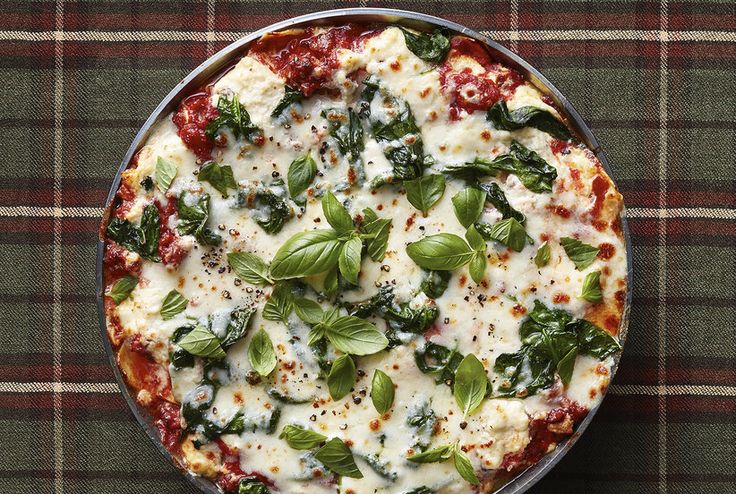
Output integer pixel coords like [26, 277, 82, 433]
[106, 276, 137, 305]
[451, 187, 486, 228]
[494, 301, 621, 397]
[227, 252, 273, 286]
[399, 27, 451, 64]
[534, 241, 551, 267]
[408, 443, 480, 485]
[443, 141, 557, 193]
[405, 174, 446, 216]
[560, 237, 599, 270]
[487, 100, 572, 141]
[160, 289, 188, 320]
[206, 94, 264, 144]
[198, 161, 237, 197]
[177, 191, 222, 246]
[279, 424, 326, 450]
[465, 225, 487, 283]
[453, 354, 488, 417]
[106, 203, 161, 262]
[248, 327, 277, 376]
[580, 270, 603, 303]
[371, 369, 395, 414]
[287, 153, 317, 199]
[154, 156, 177, 192]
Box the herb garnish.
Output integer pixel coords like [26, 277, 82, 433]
[560, 237, 599, 270]
[198, 162, 237, 197]
[106, 276, 137, 304]
[405, 174, 446, 216]
[160, 289, 188, 320]
[399, 27, 451, 64]
[177, 191, 222, 246]
[408, 443, 480, 485]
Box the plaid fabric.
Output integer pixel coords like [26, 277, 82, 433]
[1, 1, 734, 493]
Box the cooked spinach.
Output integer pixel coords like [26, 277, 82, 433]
[420, 270, 452, 299]
[235, 182, 294, 234]
[106, 204, 161, 261]
[399, 27, 451, 64]
[238, 477, 271, 494]
[206, 94, 264, 144]
[406, 400, 437, 451]
[271, 85, 303, 118]
[486, 100, 572, 141]
[494, 301, 621, 397]
[478, 182, 525, 223]
[170, 325, 195, 369]
[322, 107, 366, 186]
[221, 306, 256, 349]
[363, 453, 397, 481]
[414, 342, 464, 387]
[177, 191, 222, 246]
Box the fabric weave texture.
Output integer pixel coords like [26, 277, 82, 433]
[0, 1, 734, 493]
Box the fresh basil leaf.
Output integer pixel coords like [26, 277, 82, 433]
[371, 369, 395, 414]
[454, 353, 488, 416]
[238, 477, 270, 494]
[534, 241, 551, 268]
[154, 156, 177, 192]
[271, 85, 303, 118]
[399, 27, 450, 64]
[322, 191, 354, 233]
[338, 235, 363, 285]
[580, 270, 603, 303]
[406, 233, 475, 271]
[477, 218, 526, 252]
[287, 153, 317, 198]
[221, 306, 256, 348]
[248, 327, 277, 376]
[575, 319, 621, 359]
[465, 224, 486, 252]
[453, 448, 480, 485]
[198, 161, 237, 197]
[106, 276, 137, 304]
[478, 182, 525, 223]
[487, 100, 571, 141]
[451, 187, 486, 228]
[408, 444, 454, 463]
[236, 183, 293, 234]
[279, 424, 327, 450]
[270, 229, 343, 279]
[324, 265, 339, 299]
[206, 94, 264, 144]
[177, 191, 222, 246]
[361, 208, 392, 262]
[177, 325, 226, 359]
[326, 316, 389, 356]
[160, 289, 188, 320]
[405, 174, 446, 216]
[293, 298, 324, 324]
[468, 252, 486, 284]
[263, 284, 293, 324]
[560, 237, 599, 270]
[314, 437, 363, 479]
[327, 354, 356, 400]
[420, 270, 451, 299]
[227, 252, 273, 286]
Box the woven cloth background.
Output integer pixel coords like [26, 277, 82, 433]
[1, 1, 734, 493]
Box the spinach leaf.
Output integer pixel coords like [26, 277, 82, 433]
[406, 400, 437, 451]
[236, 183, 293, 234]
[314, 437, 363, 479]
[346, 285, 438, 338]
[363, 453, 397, 481]
[287, 153, 317, 198]
[106, 276, 137, 305]
[574, 319, 621, 359]
[405, 174, 446, 215]
[414, 342, 464, 387]
[206, 94, 264, 144]
[580, 270, 603, 303]
[399, 27, 451, 64]
[238, 477, 271, 494]
[154, 156, 177, 192]
[420, 270, 451, 299]
[477, 182, 525, 223]
[177, 192, 222, 246]
[106, 204, 161, 261]
[221, 306, 256, 348]
[322, 107, 366, 185]
[403, 487, 434, 494]
[560, 237, 600, 270]
[475, 218, 527, 252]
[160, 289, 188, 320]
[451, 187, 486, 228]
[270, 229, 343, 279]
[487, 100, 572, 141]
[271, 85, 303, 118]
[198, 161, 237, 197]
[327, 354, 356, 400]
[406, 233, 475, 270]
[360, 207, 392, 262]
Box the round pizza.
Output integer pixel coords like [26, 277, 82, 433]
[101, 21, 628, 494]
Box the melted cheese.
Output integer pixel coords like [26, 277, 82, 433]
[107, 26, 626, 493]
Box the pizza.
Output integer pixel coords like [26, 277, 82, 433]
[101, 21, 627, 494]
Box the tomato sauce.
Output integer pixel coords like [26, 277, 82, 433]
[597, 242, 616, 260]
[501, 403, 588, 472]
[156, 196, 187, 266]
[215, 438, 274, 492]
[172, 92, 219, 160]
[152, 399, 182, 455]
[250, 24, 377, 97]
[551, 138, 572, 155]
[590, 175, 610, 218]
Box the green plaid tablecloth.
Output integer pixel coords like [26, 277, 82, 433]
[2, 1, 734, 493]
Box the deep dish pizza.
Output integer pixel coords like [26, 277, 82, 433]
[101, 22, 627, 494]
